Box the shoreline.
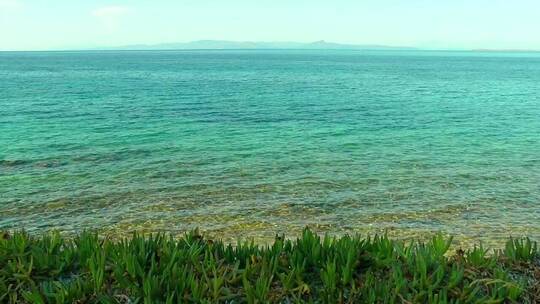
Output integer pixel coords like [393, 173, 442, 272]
[3, 223, 536, 251]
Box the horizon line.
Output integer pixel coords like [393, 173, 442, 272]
[2, 39, 540, 53]
[2, 48, 540, 53]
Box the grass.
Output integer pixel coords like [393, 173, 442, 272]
[0, 229, 539, 303]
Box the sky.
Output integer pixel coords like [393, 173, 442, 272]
[1, 0, 539, 51]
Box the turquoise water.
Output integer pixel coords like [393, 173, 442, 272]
[1, 50, 539, 245]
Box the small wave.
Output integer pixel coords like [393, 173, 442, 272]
[0, 159, 30, 168]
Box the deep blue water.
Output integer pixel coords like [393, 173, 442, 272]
[1, 50, 539, 244]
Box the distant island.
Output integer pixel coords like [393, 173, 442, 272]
[472, 48, 540, 53]
[103, 40, 417, 51]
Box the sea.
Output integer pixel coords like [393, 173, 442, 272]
[1, 50, 539, 246]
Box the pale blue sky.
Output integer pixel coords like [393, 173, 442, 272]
[1, 0, 539, 51]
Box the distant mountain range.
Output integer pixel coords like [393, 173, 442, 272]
[106, 40, 416, 51]
[471, 48, 540, 53]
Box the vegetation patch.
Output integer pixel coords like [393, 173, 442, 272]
[1, 229, 539, 303]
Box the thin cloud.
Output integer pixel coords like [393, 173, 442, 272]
[91, 5, 131, 31]
[91, 5, 130, 18]
[0, 0, 23, 11]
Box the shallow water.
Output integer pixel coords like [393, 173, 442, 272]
[1, 50, 539, 246]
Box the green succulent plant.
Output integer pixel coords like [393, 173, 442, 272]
[0, 229, 538, 303]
